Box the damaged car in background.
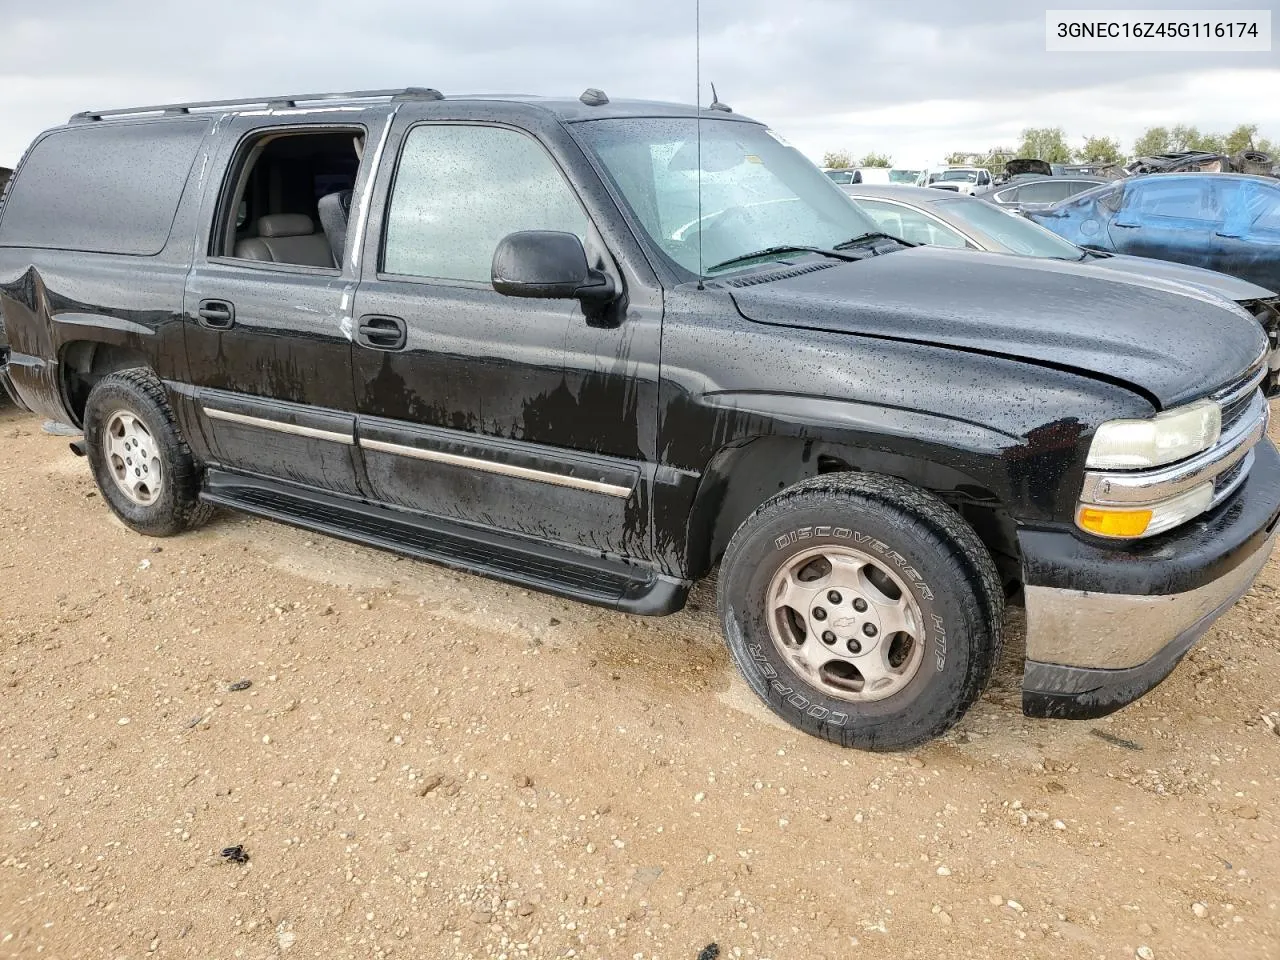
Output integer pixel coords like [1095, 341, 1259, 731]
[975, 158, 1111, 213]
[1127, 149, 1275, 178]
[1028, 173, 1280, 293]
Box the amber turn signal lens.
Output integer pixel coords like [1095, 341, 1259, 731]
[1076, 507, 1153, 538]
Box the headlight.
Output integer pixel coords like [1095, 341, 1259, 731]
[1085, 400, 1221, 470]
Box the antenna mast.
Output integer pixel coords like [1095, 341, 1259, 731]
[695, 0, 704, 289]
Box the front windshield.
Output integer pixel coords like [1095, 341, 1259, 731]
[937, 170, 979, 182]
[574, 118, 879, 276]
[824, 169, 855, 184]
[936, 195, 1084, 258]
[889, 169, 921, 184]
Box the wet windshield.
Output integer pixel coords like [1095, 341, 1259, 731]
[574, 118, 879, 277]
[935, 196, 1084, 258]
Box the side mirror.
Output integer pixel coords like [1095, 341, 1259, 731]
[491, 231, 616, 303]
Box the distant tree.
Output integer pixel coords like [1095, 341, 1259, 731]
[940, 148, 1015, 174]
[1017, 127, 1072, 163]
[1076, 135, 1123, 165]
[1132, 126, 1170, 157]
[1169, 124, 1225, 153]
[859, 152, 892, 168]
[1224, 124, 1259, 155]
[822, 150, 853, 169]
[979, 147, 1018, 174]
[1223, 124, 1276, 157]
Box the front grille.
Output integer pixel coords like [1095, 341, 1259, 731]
[1214, 360, 1267, 433]
[1212, 450, 1253, 505]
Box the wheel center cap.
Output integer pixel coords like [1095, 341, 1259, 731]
[809, 589, 882, 653]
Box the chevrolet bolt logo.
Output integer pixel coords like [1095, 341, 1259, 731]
[832, 616, 860, 630]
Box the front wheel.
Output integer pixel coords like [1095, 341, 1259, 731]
[718, 473, 1003, 751]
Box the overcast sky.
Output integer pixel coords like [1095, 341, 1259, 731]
[0, 0, 1276, 167]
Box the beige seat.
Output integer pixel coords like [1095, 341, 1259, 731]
[234, 214, 334, 267]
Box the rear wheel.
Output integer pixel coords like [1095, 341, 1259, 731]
[718, 473, 1003, 751]
[83, 369, 213, 537]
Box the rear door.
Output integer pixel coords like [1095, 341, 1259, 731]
[182, 110, 389, 496]
[348, 110, 663, 560]
[1217, 179, 1280, 291]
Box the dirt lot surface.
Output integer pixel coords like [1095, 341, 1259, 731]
[2, 403, 1279, 960]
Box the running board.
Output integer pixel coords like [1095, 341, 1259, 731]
[200, 469, 688, 615]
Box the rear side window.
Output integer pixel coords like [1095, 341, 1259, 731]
[0, 118, 209, 255]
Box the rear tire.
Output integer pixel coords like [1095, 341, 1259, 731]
[83, 369, 213, 537]
[718, 473, 1003, 751]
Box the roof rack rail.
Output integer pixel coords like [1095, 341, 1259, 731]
[69, 88, 443, 123]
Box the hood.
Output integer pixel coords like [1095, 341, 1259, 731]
[725, 246, 1267, 409]
[1081, 252, 1276, 302]
[1006, 158, 1054, 177]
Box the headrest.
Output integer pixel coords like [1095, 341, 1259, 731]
[257, 214, 314, 238]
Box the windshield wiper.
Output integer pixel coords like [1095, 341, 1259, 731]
[834, 232, 914, 250]
[706, 245, 861, 274]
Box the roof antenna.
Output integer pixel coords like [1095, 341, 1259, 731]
[695, 0, 704, 290]
[709, 82, 732, 113]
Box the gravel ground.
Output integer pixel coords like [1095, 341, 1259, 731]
[2, 403, 1279, 960]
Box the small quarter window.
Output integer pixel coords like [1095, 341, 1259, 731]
[382, 125, 588, 283]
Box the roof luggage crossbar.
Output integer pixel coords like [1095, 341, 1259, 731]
[70, 87, 444, 123]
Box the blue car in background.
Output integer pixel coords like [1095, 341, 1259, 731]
[1026, 173, 1280, 292]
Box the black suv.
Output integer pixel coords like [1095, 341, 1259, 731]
[2, 88, 1277, 750]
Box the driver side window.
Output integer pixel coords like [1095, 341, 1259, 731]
[383, 125, 588, 283]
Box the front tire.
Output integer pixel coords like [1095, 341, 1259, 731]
[83, 369, 213, 537]
[718, 473, 1003, 751]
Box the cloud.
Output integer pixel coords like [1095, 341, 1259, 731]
[0, 0, 1276, 166]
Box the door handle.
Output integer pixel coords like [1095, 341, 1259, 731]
[196, 299, 235, 329]
[357, 315, 407, 351]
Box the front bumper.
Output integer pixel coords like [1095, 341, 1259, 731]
[1020, 437, 1280, 720]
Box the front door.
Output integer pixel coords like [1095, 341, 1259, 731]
[183, 113, 386, 496]
[1108, 178, 1217, 271]
[350, 118, 661, 559]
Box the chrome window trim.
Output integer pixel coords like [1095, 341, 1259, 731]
[203, 407, 355, 445]
[1079, 390, 1268, 507]
[360, 437, 634, 498]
